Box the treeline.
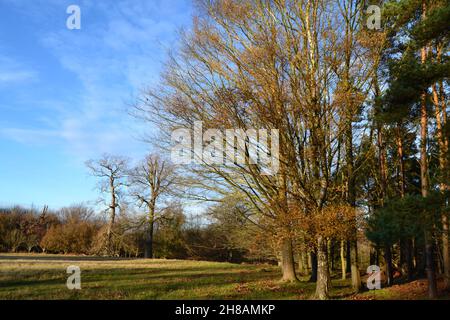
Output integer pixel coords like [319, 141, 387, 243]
[0, 204, 271, 263]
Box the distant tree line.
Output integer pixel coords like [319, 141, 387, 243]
[0, 203, 273, 263]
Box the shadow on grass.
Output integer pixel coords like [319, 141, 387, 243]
[0, 258, 359, 300]
[0, 254, 132, 262]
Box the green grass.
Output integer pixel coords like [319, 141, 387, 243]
[0, 253, 357, 300]
[1, 253, 446, 300]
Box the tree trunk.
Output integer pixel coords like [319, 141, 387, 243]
[425, 231, 438, 298]
[406, 238, 414, 281]
[435, 237, 443, 274]
[419, 0, 438, 298]
[328, 239, 334, 271]
[351, 240, 361, 292]
[376, 247, 380, 266]
[397, 126, 413, 281]
[385, 245, 394, 286]
[369, 245, 376, 266]
[442, 207, 450, 289]
[144, 215, 154, 259]
[395, 123, 406, 198]
[432, 82, 449, 289]
[377, 126, 388, 200]
[309, 250, 318, 282]
[280, 238, 298, 282]
[346, 241, 351, 273]
[345, 117, 361, 292]
[106, 180, 116, 255]
[442, 205, 450, 289]
[277, 140, 297, 282]
[314, 236, 330, 299]
[421, 100, 438, 297]
[303, 249, 309, 274]
[298, 254, 305, 275]
[417, 242, 426, 278]
[298, 249, 308, 276]
[341, 240, 347, 280]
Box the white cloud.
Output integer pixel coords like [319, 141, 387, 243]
[0, 127, 58, 145]
[0, 70, 36, 83]
[0, 56, 38, 84]
[2, 0, 191, 162]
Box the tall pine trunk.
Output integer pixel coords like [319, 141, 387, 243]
[420, 2, 437, 296]
[395, 124, 406, 198]
[432, 81, 449, 289]
[395, 125, 414, 280]
[385, 245, 394, 286]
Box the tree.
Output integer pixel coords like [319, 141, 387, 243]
[128, 154, 177, 258]
[40, 205, 98, 254]
[86, 154, 128, 255]
[153, 205, 186, 259]
[134, 0, 378, 298]
[382, 0, 449, 297]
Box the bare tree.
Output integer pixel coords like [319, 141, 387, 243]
[132, 0, 364, 291]
[86, 154, 128, 255]
[128, 154, 177, 258]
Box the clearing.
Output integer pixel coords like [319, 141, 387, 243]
[0, 254, 447, 300]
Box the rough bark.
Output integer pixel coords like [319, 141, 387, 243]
[432, 82, 449, 289]
[314, 236, 330, 299]
[385, 245, 394, 286]
[298, 247, 308, 276]
[395, 124, 406, 198]
[144, 210, 155, 259]
[309, 251, 318, 282]
[280, 238, 298, 282]
[350, 240, 361, 292]
[419, 8, 437, 295]
[396, 125, 414, 280]
[328, 239, 334, 271]
[425, 231, 438, 298]
[302, 250, 309, 274]
[106, 177, 116, 255]
[346, 241, 351, 273]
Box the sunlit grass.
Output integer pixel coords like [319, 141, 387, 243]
[1, 253, 444, 300]
[0, 253, 338, 299]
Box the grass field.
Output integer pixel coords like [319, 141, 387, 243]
[0, 254, 447, 300]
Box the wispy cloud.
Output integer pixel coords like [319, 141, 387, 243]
[0, 127, 58, 145]
[1, 1, 191, 161]
[0, 0, 192, 207]
[0, 56, 38, 84]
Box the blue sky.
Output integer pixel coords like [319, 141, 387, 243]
[0, 0, 193, 209]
